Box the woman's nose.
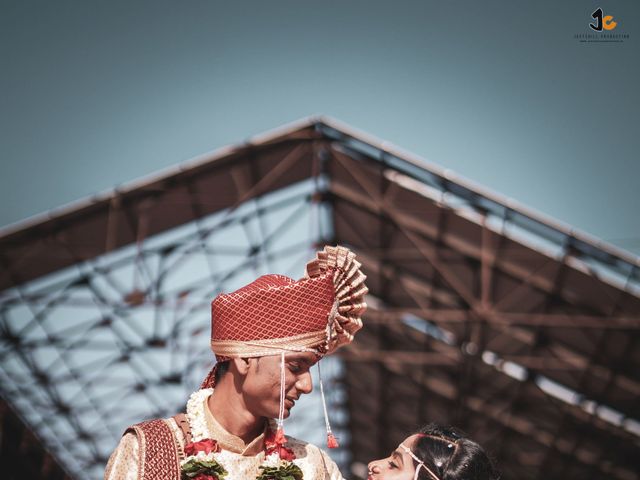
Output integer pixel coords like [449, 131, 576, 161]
[368, 461, 380, 474]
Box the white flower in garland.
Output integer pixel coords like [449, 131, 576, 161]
[262, 452, 288, 469]
[186, 388, 213, 442]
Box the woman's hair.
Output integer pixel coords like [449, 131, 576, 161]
[411, 424, 499, 480]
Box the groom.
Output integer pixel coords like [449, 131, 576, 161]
[104, 245, 368, 480]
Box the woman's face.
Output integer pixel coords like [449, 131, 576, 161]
[367, 434, 421, 480]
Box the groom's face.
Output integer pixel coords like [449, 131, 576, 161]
[241, 352, 318, 419]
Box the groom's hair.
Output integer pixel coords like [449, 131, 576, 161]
[213, 360, 230, 384]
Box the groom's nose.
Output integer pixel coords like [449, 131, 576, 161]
[294, 370, 313, 394]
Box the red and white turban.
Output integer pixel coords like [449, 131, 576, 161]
[201, 245, 367, 448]
[210, 245, 368, 361]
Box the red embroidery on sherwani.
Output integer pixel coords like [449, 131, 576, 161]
[127, 419, 181, 480]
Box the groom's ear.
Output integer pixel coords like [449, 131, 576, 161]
[231, 357, 251, 376]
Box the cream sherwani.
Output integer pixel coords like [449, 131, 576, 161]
[104, 391, 344, 480]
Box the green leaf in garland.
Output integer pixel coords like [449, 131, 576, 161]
[256, 462, 303, 480]
[180, 457, 228, 480]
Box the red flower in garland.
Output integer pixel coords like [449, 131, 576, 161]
[185, 439, 221, 456]
[192, 475, 218, 480]
[265, 444, 296, 462]
[264, 429, 296, 462]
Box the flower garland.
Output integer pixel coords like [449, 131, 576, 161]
[186, 388, 213, 442]
[181, 389, 303, 480]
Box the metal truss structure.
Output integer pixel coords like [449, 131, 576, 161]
[1, 117, 639, 479]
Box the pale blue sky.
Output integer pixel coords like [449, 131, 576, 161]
[1, 0, 639, 253]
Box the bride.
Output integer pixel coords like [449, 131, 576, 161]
[367, 424, 499, 480]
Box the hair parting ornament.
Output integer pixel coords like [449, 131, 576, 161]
[399, 442, 441, 480]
